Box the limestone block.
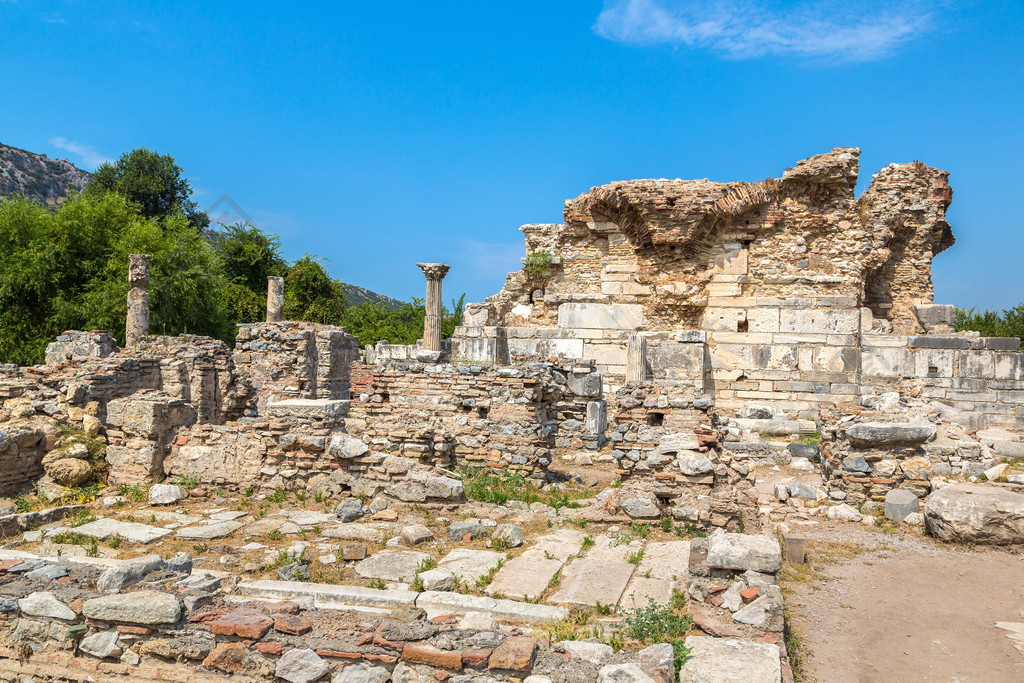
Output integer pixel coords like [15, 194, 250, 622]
[861, 348, 912, 377]
[106, 395, 197, 438]
[709, 344, 752, 372]
[585, 401, 607, 436]
[567, 371, 602, 397]
[266, 399, 349, 421]
[745, 308, 780, 333]
[558, 303, 642, 330]
[585, 343, 627, 366]
[701, 308, 745, 332]
[779, 308, 859, 335]
[912, 304, 955, 330]
[960, 351, 995, 379]
[681, 637, 781, 683]
[914, 349, 955, 378]
[924, 485, 1024, 545]
[994, 353, 1024, 381]
[648, 342, 704, 379]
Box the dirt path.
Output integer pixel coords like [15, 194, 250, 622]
[785, 523, 1024, 682]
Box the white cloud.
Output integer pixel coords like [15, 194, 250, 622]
[47, 137, 113, 170]
[594, 0, 936, 62]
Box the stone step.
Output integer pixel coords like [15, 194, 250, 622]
[416, 590, 567, 623]
[235, 579, 417, 610]
[546, 535, 638, 610]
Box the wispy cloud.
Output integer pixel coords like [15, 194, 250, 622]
[594, 0, 936, 62]
[42, 12, 67, 24]
[48, 137, 113, 170]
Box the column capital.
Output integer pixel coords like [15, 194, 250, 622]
[416, 263, 451, 281]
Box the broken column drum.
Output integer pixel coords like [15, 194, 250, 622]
[416, 263, 451, 352]
[626, 334, 648, 384]
[267, 276, 285, 323]
[125, 254, 151, 346]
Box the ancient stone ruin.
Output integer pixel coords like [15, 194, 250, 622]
[0, 147, 1022, 682]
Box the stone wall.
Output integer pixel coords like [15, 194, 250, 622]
[348, 360, 605, 478]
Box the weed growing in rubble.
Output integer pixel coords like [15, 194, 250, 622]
[476, 559, 503, 589]
[676, 523, 707, 539]
[86, 537, 100, 558]
[412, 575, 425, 592]
[659, 517, 673, 533]
[268, 488, 288, 504]
[70, 510, 97, 527]
[626, 549, 645, 565]
[172, 475, 200, 489]
[619, 597, 692, 673]
[117, 484, 146, 503]
[568, 517, 588, 529]
[108, 534, 122, 549]
[267, 529, 283, 541]
[581, 535, 595, 550]
[524, 250, 555, 279]
[594, 601, 614, 615]
[416, 557, 438, 573]
[458, 466, 589, 509]
[368, 578, 386, 590]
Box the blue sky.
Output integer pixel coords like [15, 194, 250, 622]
[1, 1, 1022, 310]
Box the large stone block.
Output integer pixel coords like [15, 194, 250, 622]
[924, 485, 1024, 545]
[266, 399, 350, 421]
[861, 347, 911, 377]
[995, 353, 1024, 381]
[701, 308, 745, 332]
[914, 349, 955, 378]
[558, 303, 643, 330]
[779, 308, 859, 335]
[706, 533, 782, 573]
[648, 342, 704, 380]
[106, 394, 197, 438]
[745, 307, 780, 333]
[959, 351, 995, 379]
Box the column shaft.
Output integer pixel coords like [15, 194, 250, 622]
[267, 276, 284, 323]
[126, 254, 150, 346]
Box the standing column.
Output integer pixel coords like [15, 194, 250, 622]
[626, 334, 648, 384]
[267, 276, 284, 323]
[126, 254, 150, 346]
[416, 263, 451, 352]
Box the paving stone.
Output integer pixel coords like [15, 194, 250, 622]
[19, 591, 75, 620]
[323, 524, 388, 543]
[245, 518, 301, 536]
[681, 635, 781, 682]
[82, 590, 181, 625]
[25, 563, 69, 582]
[74, 518, 173, 544]
[619, 540, 690, 610]
[488, 636, 538, 672]
[547, 535, 637, 609]
[282, 511, 336, 528]
[79, 628, 122, 659]
[176, 520, 244, 540]
[415, 591, 566, 623]
[355, 550, 431, 582]
[436, 548, 503, 584]
[485, 530, 584, 601]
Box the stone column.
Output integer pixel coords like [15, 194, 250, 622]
[267, 276, 284, 323]
[126, 254, 150, 346]
[416, 263, 451, 352]
[626, 334, 648, 384]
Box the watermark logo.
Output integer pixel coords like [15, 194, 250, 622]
[205, 194, 252, 226]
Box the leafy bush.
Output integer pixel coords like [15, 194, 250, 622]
[956, 304, 1024, 341]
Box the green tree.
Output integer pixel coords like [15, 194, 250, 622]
[213, 221, 288, 323]
[956, 304, 1024, 341]
[0, 192, 230, 365]
[88, 148, 209, 229]
[283, 256, 347, 325]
